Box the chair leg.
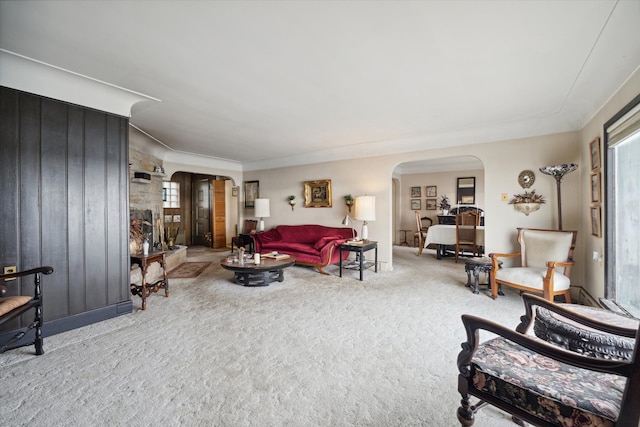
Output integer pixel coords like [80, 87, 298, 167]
[490, 275, 499, 300]
[32, 301, 44, 355]
[563, 290, 571, 303]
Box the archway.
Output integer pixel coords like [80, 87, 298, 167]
[391, 156, 485, 254]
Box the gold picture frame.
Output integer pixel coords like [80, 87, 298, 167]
[590, 172, 601, 203]
[426, 186, 437, 197]
[591, 206, 601, 237]
[304, 179, 332, 208]
[590, 137, 601, 171]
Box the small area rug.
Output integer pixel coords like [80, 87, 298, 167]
[167, 262, 211, 278]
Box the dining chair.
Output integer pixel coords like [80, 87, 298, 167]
[231, 219, 258, 253]
[414, 212, 433, 255]
[455, 211, 480, 262]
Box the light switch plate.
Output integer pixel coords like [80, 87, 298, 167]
[3, 266, 17, 281]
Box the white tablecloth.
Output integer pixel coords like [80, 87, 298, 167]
[424, 224, 485, 247]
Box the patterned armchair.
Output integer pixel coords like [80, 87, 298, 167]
[457, 293, 640, 426]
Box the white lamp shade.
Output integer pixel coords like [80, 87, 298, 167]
[354, 196, 375, 221]
[254, 198, 271, 218]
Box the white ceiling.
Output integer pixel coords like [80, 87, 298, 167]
[1, 1, 639, 171]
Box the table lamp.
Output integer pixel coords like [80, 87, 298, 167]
[354, 196, 375, 240]
[254, 198, 270, 231]
[341, 214, 356, 241]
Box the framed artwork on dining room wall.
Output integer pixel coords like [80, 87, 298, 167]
[426, 198, 437, 210]
[411, 199, 421, 210]
[590, 137, 601, 171]
[590, 172, 601, 203]
[590, 206, 601, 237]
[426, 186, 437, 197]
[411, 186, 421, 197]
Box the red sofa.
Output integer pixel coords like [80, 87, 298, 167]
[253, 225, 355, 274]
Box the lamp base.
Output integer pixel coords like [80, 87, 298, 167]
[361, 223, 369, 241]
[257, 219, 265, 232]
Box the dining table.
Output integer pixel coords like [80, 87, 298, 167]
[423, 224, 485, 259]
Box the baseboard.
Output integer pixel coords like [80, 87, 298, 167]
[570, 286, 601, 308]
[0, 300, 132, 349]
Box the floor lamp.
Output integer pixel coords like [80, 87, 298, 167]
[539, 163, 578, 230]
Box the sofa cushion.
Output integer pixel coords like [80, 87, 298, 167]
[263, 242, 319, 257]
[276, 225, 353, 245]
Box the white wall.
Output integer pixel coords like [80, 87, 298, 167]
[578, 66, 640, 299]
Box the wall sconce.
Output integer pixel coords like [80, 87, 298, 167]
[344, 194, 354, 213]
[288, 195, 296, 211]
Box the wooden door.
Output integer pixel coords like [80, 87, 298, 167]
[212, 180, 226, 248]
[192, 179, 211, 246]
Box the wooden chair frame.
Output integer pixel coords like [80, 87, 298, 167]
[0, 266, 54, 355]
[455, 211, 480, 263]
[415, 212, 432, 255]
[457, 293, 640, 426]
[231, 219, 258, 253]
[490, 228, 577, 302]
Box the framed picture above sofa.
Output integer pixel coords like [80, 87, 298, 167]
[304, 179, 332, 208]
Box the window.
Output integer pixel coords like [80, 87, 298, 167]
[162, 181, 180, 208]
[605, 94, 640, 317]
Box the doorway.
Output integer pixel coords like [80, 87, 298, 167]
[167, 172, 229, 248]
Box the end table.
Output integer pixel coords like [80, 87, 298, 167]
[339, 240, 378, 281]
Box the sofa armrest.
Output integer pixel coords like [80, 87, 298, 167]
[318, 238, 346, 259]
[253, 229, 282, 253]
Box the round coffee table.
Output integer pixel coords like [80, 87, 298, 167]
[220, 256, 296, 287]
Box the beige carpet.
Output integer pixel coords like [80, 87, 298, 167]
[1, 246, 528, 426]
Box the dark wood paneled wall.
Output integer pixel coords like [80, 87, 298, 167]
[0, 86, 131, 337]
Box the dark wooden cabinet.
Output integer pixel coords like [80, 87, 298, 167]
[0, 86, 131, 342]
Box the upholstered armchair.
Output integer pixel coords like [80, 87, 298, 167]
[457, 293, 640, 427]
[490, 228, 577, 302]
[1, 266, 54, 355]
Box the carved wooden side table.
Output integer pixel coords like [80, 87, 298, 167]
[130, 251, 169, 310]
